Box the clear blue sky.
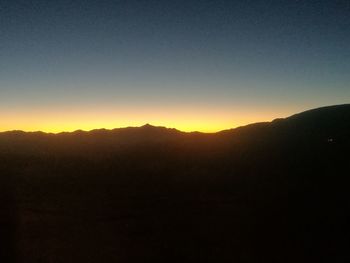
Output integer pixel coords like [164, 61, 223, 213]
[1, 0, 349, 132]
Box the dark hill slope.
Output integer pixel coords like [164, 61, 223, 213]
[0, 104, 349, 263]
[219, 104, 350, 142]
[1, 104, 349, 155]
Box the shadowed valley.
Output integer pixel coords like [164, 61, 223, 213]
[0, 104, 349, 262]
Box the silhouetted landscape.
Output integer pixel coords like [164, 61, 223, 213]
[0, 104, 349, 262]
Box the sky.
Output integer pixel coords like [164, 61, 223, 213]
[1, 0, 349, 132]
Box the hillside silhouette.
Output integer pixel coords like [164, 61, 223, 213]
[0, 104, 349, 263]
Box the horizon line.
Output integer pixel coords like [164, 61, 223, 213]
[0, 123, 227, 135]
[1, 104, 348, 135]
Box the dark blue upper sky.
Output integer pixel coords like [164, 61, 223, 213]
[1, 0, 349, 131]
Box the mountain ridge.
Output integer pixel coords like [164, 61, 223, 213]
[1, 104, 349, 136]
[0, 104, 349, 262]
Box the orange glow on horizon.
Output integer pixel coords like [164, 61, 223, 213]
[0, 105, 297, 133]
[0, 116, 247, 133]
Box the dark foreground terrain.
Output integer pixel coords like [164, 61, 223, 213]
[0, 104, 349, 262]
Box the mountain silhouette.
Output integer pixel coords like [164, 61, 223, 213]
[0, 104, 349, 263]
[2, 104, 349, 144]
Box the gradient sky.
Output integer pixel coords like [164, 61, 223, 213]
[1, 0, 349, 132]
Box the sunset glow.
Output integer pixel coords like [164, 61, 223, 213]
[0, 106, 292, 133]
[1, 0, 349, 133]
